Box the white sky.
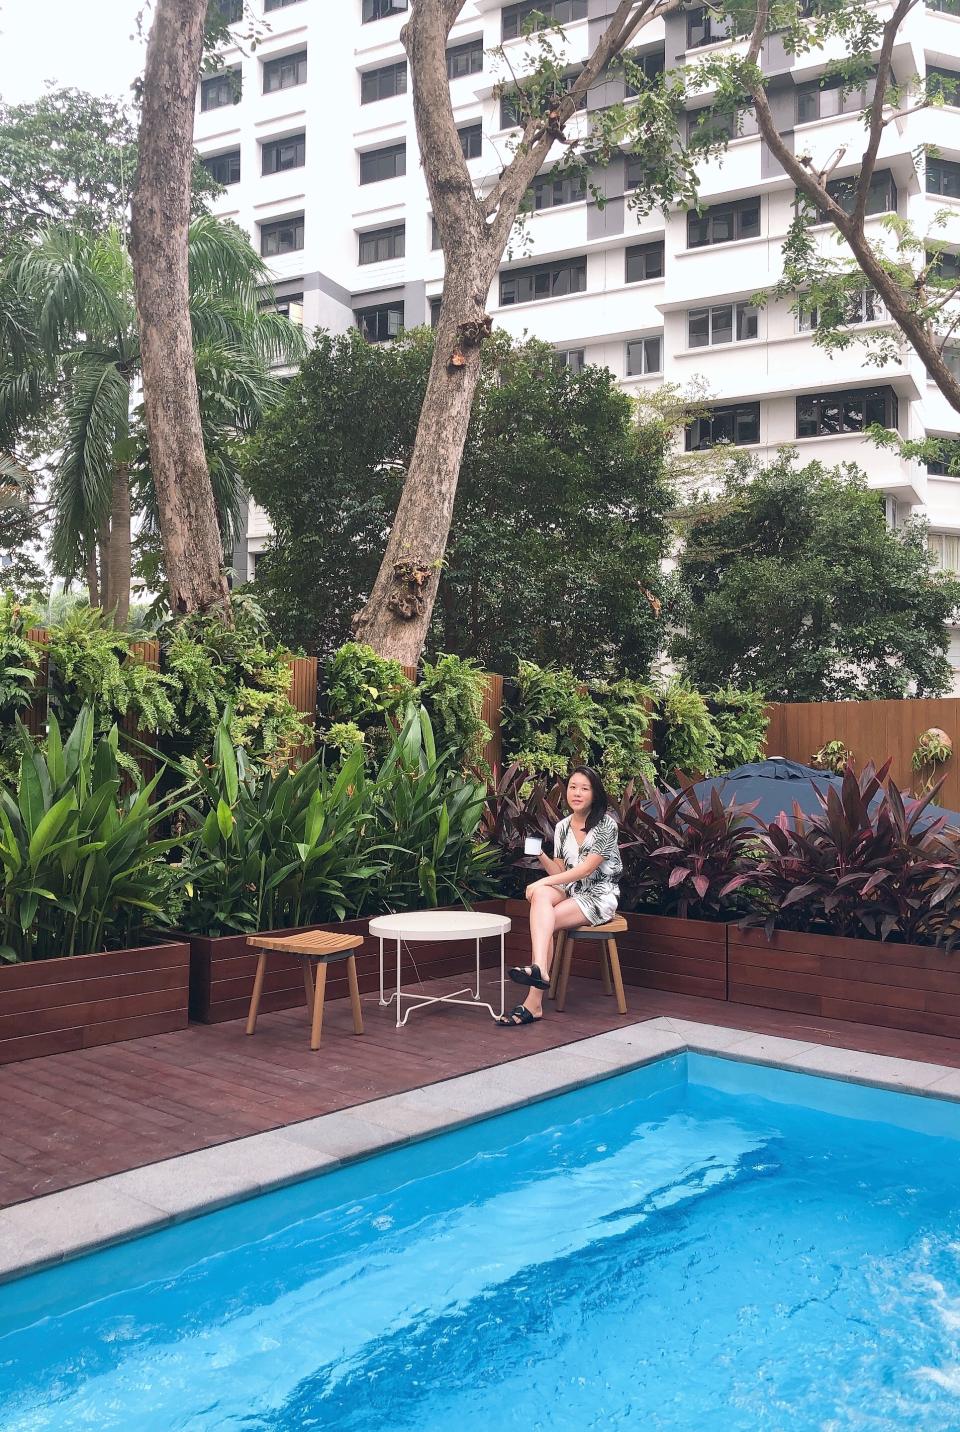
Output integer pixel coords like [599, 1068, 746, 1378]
[0, 0, 147, 106]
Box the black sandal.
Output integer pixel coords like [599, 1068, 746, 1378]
[497, 1004, 541, 1027]
[508, 963, 550, 991]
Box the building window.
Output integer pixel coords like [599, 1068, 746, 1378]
[623, 47, 665, 97]
[361, 60, 407, 103]
[447, 38, 483, 79]
[687, 103, 758, 146]
[501, 70, 585, 128]
[260, 215, 304, 257]
[554, 348, 586, 372]
[355, 302, 404, 342]
[928, 157, 960, 199]
[796, 386, 899, 438]
[458, 123, 482, 159]
[360, 142, 406, 184]
[624, 155, 652, 191]
[261, 132, 305, 175]
[928, 532, 960, 568]
[688, 301, 758, 348]
[263, 50, 307, 93]
[499, 256, 587, 305]
[927, 248, 960, 282]
[502, 0, 587, 41]
[626, 335, 662, 376]
[212, 0, 242, 22]
[686, 402, 760, 450]
[430, 297, 442, 328]
[265, 0, 303, 9]
[625, 241, 664, 282]
[687, 197, 761, 247]
[797, 288, 884, 330]
[796, 73, 870, 124]
[362, 0, 407, 20]
[200, 68, 241, 111]
[810, 168, 897, 222]
[271, 292, 304, 325]
[526, 168, 586, 210]
[686, 6, 732, 49]
[928, 66, 960, 104]
[926, 0, 960, 13]
[201, 148, 241, 185]
[358, 223, 405, 265]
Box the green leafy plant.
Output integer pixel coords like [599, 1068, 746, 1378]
[0, 707, 186, 962]
[658, 680, 721, 779]
[708, 686, 768, 771]
[419, 653, 491, 768]
[913, 727, 953, 771]
[812, 739, 851, 775]
[44, 605, 175, 743]
[322, 641, 414, 754]
[592, 679, 657, 793]
[0, 594, 42, 781]
[502, 659, 602, 778]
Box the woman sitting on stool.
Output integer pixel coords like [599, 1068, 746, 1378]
[498, 765, 622, 1027]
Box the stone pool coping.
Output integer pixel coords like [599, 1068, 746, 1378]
[3, 1014, 960, 1286]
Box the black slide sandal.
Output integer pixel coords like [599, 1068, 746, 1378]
[497, 1004, 540, 1027]
[508, 964, 550, 991]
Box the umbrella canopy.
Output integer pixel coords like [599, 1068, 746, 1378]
[688, 759, 960, 831]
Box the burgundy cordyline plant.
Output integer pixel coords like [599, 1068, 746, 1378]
[750, 762, 960, 949]
[479, 766, 565, 895]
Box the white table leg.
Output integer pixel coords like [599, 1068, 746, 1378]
[473, 936, 480, 999]
[378, 936, 386, 1007]
[395, 935, 402, 1029]
[498, 931, 505, 1019]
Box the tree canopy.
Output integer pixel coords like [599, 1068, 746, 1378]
[244, 328, 672, 678]
[670, 455, 960, 701]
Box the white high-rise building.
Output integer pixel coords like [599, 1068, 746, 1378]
[195, 0, 960, 684]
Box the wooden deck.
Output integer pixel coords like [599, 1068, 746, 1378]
[4, 970, 960, 1211]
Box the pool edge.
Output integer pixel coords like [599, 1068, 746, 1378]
[2, 1018, 959, 1285]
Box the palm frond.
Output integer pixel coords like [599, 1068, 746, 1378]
[188, 215, 274, 310]
[3, 225, 133, 355]
[50, 355, 131, 574]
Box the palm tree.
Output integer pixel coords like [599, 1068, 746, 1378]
[1, 216, 305, 625]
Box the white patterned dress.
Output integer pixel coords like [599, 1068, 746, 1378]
[553, 813, 622, 925]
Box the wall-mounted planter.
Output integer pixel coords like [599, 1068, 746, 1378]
[729, 926, 960, 1040]
[0, 941, 190, 1065]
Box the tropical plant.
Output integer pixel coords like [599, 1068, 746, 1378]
[322, 641, 414, 753]
[657, 680, 721, 780]
[709, 686, 768, 771]
[364, 704, 498, 911]
[913, 728, 953, 799]
[0, 594, 41, 779]
[178, 714, 376, 936]
[44, 604, 175, 745]
[419, 653, 491, 769]
[615, 780, 761, 920]
[502, 659, 602, 778]
[750, 763, 960, 946]
[0, 707, 186, 962]
[812, 740, 851, 775]
[478, 765, 564, 896]
[1, 216, 305, 622]
[591, 679, 657, 794]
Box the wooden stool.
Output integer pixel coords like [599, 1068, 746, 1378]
[548, 916, 628, 1016]
[245, 930, 365, 1050]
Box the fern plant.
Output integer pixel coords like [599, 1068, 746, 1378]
[45, 605, 175, 740]
[419, 653, 491, 768]
[709, 686, 769, 771]
[0, 595, 42, 781]
[658, 679, 721, 779]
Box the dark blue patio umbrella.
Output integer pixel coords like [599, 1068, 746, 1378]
[687, 758, 960, 831]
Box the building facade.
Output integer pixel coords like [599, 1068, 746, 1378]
[196, 0, 960, 682]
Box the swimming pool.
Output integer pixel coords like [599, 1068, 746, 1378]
[2, 1051, 960, 1430]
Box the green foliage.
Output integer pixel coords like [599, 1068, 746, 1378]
[670, 454, 960, 701]
[160, 595, 309, 772]
[589, 679, 657, 793]
[322, 641, 414, 754]
[658, 680, 721, 780]
[502, 659, 602, 778]
[913, 728, 953, 771]
[0, 460, 46, 601]
[419, 654, 491, 768]
[709, 686, 768, 771]
[245, 329, 671, 674]
[0, 594, 42, 782]
[45, 605, 175, 741]
[813, 739, 852, 774]
[0, 708, 186, 962]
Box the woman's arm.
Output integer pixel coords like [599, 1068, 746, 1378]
[531, 852, 603, 890]
[538, 850, 564, 876]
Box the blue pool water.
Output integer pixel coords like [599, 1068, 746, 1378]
[3, 1054, 960, 1430]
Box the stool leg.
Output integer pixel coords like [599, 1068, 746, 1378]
[607, 938, 627, 1015]
[346, 954, 364, 1035]
[600, 941, 613, 996]
[246, 951, 267, 1036]
[549, 932, 566, 1000]
[556, 939, 574, 1012]
[310, 960, 328, 1051]
[302, 958, 315, 1011]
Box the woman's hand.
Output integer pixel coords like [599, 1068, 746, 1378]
[525, 877, 552, 902]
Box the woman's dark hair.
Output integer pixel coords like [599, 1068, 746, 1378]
[568, 765, 609, 832]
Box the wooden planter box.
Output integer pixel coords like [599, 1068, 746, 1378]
[0, 940, 190, 1066]
[502, 902, 727, 1000]
[186, 900, 511, 1025]
[729, 926, 960, 1040]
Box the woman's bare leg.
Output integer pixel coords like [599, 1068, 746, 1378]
[527, 885, 564, 973]
[524, 896, 586, 1018]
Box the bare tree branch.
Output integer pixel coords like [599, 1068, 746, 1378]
[854, 0, 916, 225]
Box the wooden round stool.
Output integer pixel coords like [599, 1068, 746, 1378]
[548, 915, 628, 1015]
[245, 930, 365, 1050]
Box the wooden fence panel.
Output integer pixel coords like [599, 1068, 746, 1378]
[23, 628, 48, 737]
[288, 655, 318, 762]
[481, 672, 503, 770]
[765, 697, 960, 809]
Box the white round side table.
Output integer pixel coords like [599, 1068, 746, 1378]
[368, 910, 511, 1027]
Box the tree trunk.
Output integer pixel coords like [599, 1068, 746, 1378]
[103, 465, 131, 628]
[85, 548, 100, 608]
[129, 0, 232, 618]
